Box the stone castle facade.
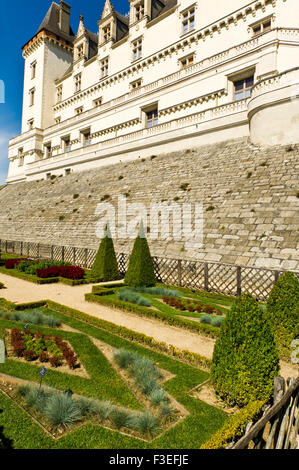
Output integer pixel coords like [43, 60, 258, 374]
[7, 0, 299, 183]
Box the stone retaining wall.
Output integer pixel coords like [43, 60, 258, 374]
[1, 137, 298, 270]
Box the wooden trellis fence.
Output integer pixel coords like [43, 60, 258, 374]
[232, 376, 299, 449]
[0, 239, 298, 301]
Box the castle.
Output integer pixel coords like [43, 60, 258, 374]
[7, 0, 299, 184]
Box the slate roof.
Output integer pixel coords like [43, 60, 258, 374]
[36, 2, 75, 44]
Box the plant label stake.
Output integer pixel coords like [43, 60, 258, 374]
[39, 366, 47, 391]
[24, 323, 29, 331]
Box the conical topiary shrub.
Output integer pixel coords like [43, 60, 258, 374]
[124, 221, 156, 287]
[211, 294, 280, 407]
[266, 271, 299, 359]
[91, 224, 120, 282]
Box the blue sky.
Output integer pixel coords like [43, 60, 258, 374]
[0, 0, 128, 184]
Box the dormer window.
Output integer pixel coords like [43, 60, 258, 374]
[182, 7, 195, 35]
[103, 24, 111, 43]
[135, 1, 144, 22]
[77, 44, 84, 59]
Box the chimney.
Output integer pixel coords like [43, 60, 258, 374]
[59, 1, 71, 34]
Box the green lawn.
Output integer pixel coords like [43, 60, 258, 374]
[0, 302, 227, 449]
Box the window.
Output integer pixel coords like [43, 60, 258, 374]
[28, 119, 34, 130]
[44, 143, 52, 158]
[146, 108, 158, 128]
[93, 97, 103, 107]
[135, 1, 144, 22]
[29, 88, 35, 106]
[31, 61, 36, 79]
[103, 24, 111, 42]
[75, 106, 83, 115]
[65, 169, 71, 176]
[101, 58, 109, 78]
[18, 148, 24, 167]
[46, 173, 51, 180]
[82, 129, 91, 147]
[77, 44, 84, 59]
[57, 85, 62, 103]
[132, 38, 142, 61]
[55, 116, 61, 124]
[252, 18, 272, 36]
[130, 79, 142, 91]
[62, 136, 71, 153]
[180, 54, 194, 69]
[182, 8, 195, 35]
[234, 76, 254, 101]
[74, 73, 82, 93]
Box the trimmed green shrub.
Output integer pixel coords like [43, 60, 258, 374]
[118, 288, 151, 307]
[91, 224, 120, 282]
[124, 221, 156, 287]
[211, 294, 280, 407]
[266, 272, 299, 359]
[201, 400, 265, 449]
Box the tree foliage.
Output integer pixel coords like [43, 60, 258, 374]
[124, 221, 156, 287]
[266, 271, 299, 359]
[91, 225, 120, 282]
[211, 294, 280, 407]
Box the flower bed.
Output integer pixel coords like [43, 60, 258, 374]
[162, 295, 223, 315]
[36, 266, 85, 280]
[10, 328, 79, 370]
[4, 258, 31, 269]
[1, 257, 87, 283]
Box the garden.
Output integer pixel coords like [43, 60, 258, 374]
[0, 223, 298, 449]
[0, 299, 227, 448]
[0, 255, 93, 285]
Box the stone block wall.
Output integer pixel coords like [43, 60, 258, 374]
[0, 137, 298, 270]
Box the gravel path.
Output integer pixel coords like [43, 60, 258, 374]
[0, 273, 297, 379]
[0, 273, 215, 359]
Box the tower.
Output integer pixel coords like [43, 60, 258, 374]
[21, 1, 74, 133]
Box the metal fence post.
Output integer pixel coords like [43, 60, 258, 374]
[237, 266, 242, 297]
[73, 247, 76, 265]
[61, 246, 65, 262]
